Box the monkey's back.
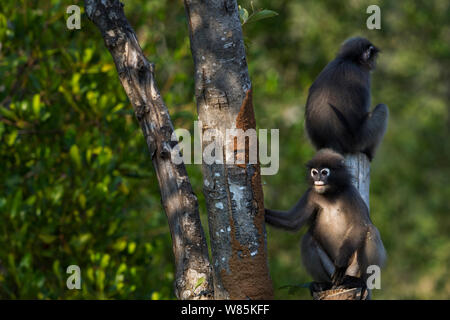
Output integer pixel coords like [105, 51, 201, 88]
[305, 59, 371, 153]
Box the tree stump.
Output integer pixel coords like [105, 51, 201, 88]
[312, 287, 368, 300]
[345, 153, 370, 210]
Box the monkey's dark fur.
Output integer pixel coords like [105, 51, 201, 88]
[265, 149, 386, 292]
[305, 37, 388, 160]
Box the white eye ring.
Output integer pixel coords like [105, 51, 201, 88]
[311, 169, 319, 177]
[321, 168, 330, 176]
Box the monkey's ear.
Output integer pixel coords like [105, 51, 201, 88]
[362, 45, 379, 62]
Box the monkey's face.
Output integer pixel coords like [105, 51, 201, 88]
[306, 149, 352, 193]
[310, 167, 331, 194]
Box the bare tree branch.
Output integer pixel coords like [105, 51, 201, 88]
[84, 0, 213, 300]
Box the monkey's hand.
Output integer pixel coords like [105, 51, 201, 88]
[264, 208, 305, 231]
[331, 267, 347, 287]
[264, 209, 282, 225]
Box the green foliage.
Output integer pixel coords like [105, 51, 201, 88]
[0, 0, 193, 299]
[0, 0, 448, 300]
[239, 2, 279, 27]
[279, 282, 312, 296]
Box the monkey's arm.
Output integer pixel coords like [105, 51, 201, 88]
[357, 103, 389, 160]
[265, 189, 317, 231]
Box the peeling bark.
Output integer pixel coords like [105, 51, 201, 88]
[84, 0, 213, 300]
[184, 0, 273, 299]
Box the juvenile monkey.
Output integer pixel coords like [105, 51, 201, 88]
[305, 37, 388, 160]
[265, 149, 386, 292]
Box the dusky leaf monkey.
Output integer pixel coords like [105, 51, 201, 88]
[265, 149, 386, 294]
[305, 37, 388, 160]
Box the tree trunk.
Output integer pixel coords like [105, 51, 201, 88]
[84, 0, 213, 300]
[183, 0, 274, 299]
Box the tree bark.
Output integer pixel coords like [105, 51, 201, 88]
[313, 287, 368, 300]
[84, 0, 213, 300]
[345, 153, 370, 210]
[183, 0, 273, 299]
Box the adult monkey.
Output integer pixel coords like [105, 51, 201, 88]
[265, 150, 386, 295]
[305, 37, 388, 160]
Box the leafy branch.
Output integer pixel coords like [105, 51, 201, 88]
[238, 2, 278, 27]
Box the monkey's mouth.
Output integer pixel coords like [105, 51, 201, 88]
[314, 181, 329, 193]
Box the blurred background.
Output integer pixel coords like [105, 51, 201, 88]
[0, 0, 448, 299]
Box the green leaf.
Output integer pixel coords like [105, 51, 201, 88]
[244, 9, 278, 25]
[32, 94, 41, 117]
[53, 260, 61, 281]
[114, 238, 127, 252]
[78, 193, 86, 209]
[0, 122, 5, 139]
[10, 189, 22, 218]
[7, 130, 18, 146]
[194, 277, 205, 290]
[19, 253, 32, 269]
[238, 6, 249, 24]
[78, 233, 92, 245]
[70, 144, 82, 169]
[151, 291, 161, 300]
[96, 269, 106, 292]
[39, 234, 57, 244]
[100, 254, 110, 268]
[0, 14, 7, 40]
[0, 106, 18, 120]
[128, 242, 136, 254]
[111, 103, 125, 113]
